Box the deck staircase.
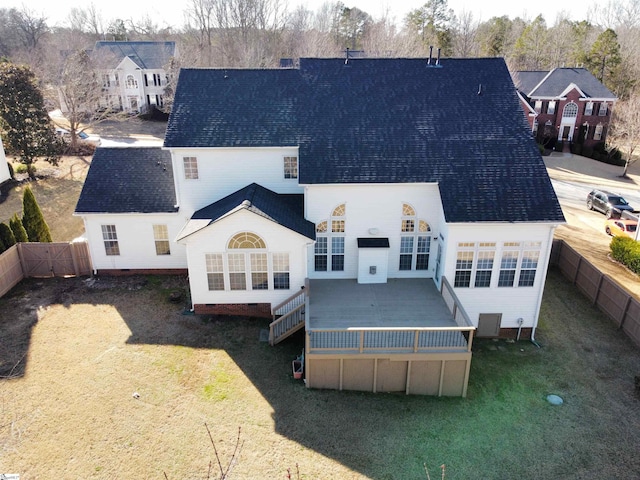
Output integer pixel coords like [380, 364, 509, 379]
[269, 284, 307, 345]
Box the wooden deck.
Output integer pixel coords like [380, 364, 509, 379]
[308, 278, 457, 329]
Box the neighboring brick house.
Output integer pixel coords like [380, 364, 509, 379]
[515, 68, 617, 148]
[92, 41, 176, 114]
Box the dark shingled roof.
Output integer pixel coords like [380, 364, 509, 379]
[179, 183, 315, 240]
[515, 68, 617, 99]
[165, 57, 565, 224]
[75, 147, 177, 214]
[93, 41, 175, 69]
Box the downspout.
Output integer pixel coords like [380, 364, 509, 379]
[530, 225, 557, 348]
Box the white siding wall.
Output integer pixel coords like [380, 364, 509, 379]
[304, 184, 443, 279]
[170, 147, 303, 215]
[81, 213, 187, 271]
[0, 135, 10, 184]
[183, 209, 312, 307]
[441, 223, 557, 329]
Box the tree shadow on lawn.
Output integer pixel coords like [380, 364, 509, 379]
[4, 273, 640, 478]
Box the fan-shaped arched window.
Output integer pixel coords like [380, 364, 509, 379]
[228, 232, 266, 249]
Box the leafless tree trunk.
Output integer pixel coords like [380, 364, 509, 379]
[608, 94, 640, 177]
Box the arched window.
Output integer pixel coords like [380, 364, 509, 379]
[126, 75, 137, 88]
[399, 203, 431, 271]
[563, 102, 578, 118]
[315, 204, 346, 272]
[228, 232, 266, 249]
[204, 232, 290, 292]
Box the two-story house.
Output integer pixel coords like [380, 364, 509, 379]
[75, 57, 565, 396]
[515, 68, 617, 147]
[92, 41, 176, 114]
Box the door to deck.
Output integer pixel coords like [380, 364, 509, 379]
[357, 238, 389, 284]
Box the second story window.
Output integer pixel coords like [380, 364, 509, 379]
[598, 102, 608, 116]
[547, 101, 556, 115]
[183, 156, 198, 179]
[585, 101, 594, 116]
[563, 102, 578, 118]
[126, 75, 138, 88]
[534, 100, 542, 113]
[284, 156, 298, 179]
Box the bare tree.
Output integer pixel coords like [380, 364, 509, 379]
[608, 94, 640, 177]
[453, 10, 478, 57]
[66, 4, 104, 37]
[9, 6, 49, 51]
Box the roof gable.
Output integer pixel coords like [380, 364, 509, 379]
[166, 58, 564, 224]
[177, 183, 315, 241]
[93, 41, 175, 70]
[516, 68, 616, 99]
[75, 147, 177, 214]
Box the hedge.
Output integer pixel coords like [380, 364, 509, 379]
[610, 236, 640, 274]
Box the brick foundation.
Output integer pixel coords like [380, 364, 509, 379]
[496, 327, 533, 340]
[96, 268, 189, 276]
[194, 303, 272, 319]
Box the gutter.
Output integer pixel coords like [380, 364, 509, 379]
[530, 224, 559, 347]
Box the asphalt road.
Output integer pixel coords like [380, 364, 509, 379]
[545, 152, 640, 240]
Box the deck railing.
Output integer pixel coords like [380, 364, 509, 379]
[440, 276, 474, 328]
[306, 326, 474, 354]
[305, 276, 475, 355]
[269, 281, 308, 345]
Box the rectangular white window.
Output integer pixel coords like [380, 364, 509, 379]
[598, 103, 608, 116]
[519, 250, 540, 287]
[454, 245, 474, 288]
[101, 225, 120, 256]
[284, 156, 298, 179]
[153, 224, 170, 255]
[498, 243, 520, 287]
[250, 253, 268, 290]
[547, 101, 556, 115]
[416, 236, 430, 270]
[183, 156, 198, 179]
[102, 74, 110, 87]
[332, 237, 345, 271]
[206, 254, 225, 290]
[474, 250, 494, 287]
[314, 237, 328, 272]
[399, 236, 413, 270]
[585, 102, 594, 116]
[228, 253, 246, 290]
[272, 253, 290, 289]
[534, 100, 542, 113]
[594, 124, 603, 141]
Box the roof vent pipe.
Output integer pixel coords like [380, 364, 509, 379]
[345, 47, 350, 65]
[427, 46, 433, 65]
[477, 84, 483, 95]
[436, 48, 441, 65]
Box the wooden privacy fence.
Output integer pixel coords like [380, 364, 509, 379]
[0, 241, 92, 297]
[551, 239, 640, 348]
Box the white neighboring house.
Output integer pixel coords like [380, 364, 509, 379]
[91, 41, 176, 114]
[75, 57, 565, 396]
[0, 134, 11, 184]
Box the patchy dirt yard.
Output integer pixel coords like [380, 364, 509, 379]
[1, 272, 640, 479]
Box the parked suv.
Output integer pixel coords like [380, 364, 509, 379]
[586, 189, 634, 218]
